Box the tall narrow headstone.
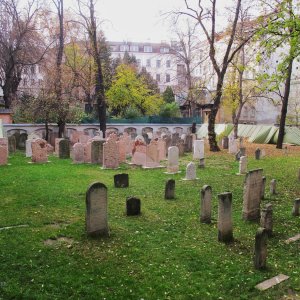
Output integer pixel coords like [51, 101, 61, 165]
[0, 145, 8, 165]
[126, 197, 141, 216]
[8, 136, 16, 153]
[157, 138, 166, 161]
[261, 176, 266, 200]
[58, 139, 70, 159]
[145, 140, 161, 168]
[73, 143, 84, 163]
[85, 182, 109, 237]
[114, 173, 129, 188]
[200, 185, 212, 224]
[185, 134, 193, 152]
[292, 198, 300, 216]
[103, 134, 119, 169]
[222, 136, 229, 149]
[270, 179, 277, 195]
[184, 162, 197, 180]
[254, 228, 268, 270]
[83, 142, 92, 163]
[177, 139, 185, 156]
[260, 203, 273, 237]
[193, 140, 204, 159]
[167, 146, 179, 173]
[218, 192, 233, 243]
[228, 137, 238, 154]
[165, 179, 175, 199]
[238, 156, 247, 174]
[199, 158, 205, 169]
[242, 169, 263, 221]
[91, 140, 104, 164]
[255, 148, 261, 160]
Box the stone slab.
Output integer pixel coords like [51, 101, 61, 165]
[255, 274, 289, 291]
[285, 234, 300, 244]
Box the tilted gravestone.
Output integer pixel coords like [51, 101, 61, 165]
[254, 227, 268, 270]
[200, 185, 212, 224]
[91, 140, 104, 164]
[114, 173, 129, 188]
[85, 182, 109, 237]
[292, 198, 300, 216]
[126, 197, 141, 216]
[218, 192, 233, 243]
[58, 139, 70, 159]
[260, 203, 273, 237]
[242, 169, 263, 221]
[270, 179, 277, 195]
[165, 179, 175, 200]
[166, 146, 179, 173]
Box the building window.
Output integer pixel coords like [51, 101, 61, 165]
[156, 60, 161, 68]
[130, 45, 139, 52]
[166, 60, 171, 68]
[120, 45, 129, 52]
[156, 74, 160, 82]
[160, 47, 169, 53]
[146, 59, 151, 67]
[144, 45, 152, 53]
[166, 74, 170, 83]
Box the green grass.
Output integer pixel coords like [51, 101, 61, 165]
[0, 151, 299, 299]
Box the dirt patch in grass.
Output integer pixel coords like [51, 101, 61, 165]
[43, 236, 74, 247]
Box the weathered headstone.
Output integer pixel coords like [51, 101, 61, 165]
[165, 179, 175, 199]
[222, 136, 229, 149]
[171, 133, 180, 146]
[260, 203, 273, 237]
[103, 134, 119, 169]
[31, 139, 48, 163]
[0, 145, 8, 165]
[238, 156, 247, 175]
[91, 140, 104, 164]
[177, 139, 185, 157]
[200, 185, 212, 224]
[72, 143, 84, 164]
[25, 139, 33, 157]
[85, 182, 109, 237]
[157, 138, 166, 161]
[254, 227, 268, 270]
[166, 146, 179, 173]
[228, 137, 237, 154]
[242, 169, 263, 221]
[292, 198, 300, 216]
[193, 140, 204, 159]
[255, 274, 289, 291]
[218, 192, 233, 243]
[126, 197, 141, 216]
[199, 158, 205, 169]
[8, 135, 16, 153]
[83, 142, 92, 163]
[114, 173, 129, 188]
[184, 162, 197, 180]
[144, 140, 161, 168]
[58, 139, 70, 159]
[255, 148, 261, 160]
[163, 135, 172, 156]
[270, 179, 276, 195]
[261, 176, 266, 200]
[184, 134, 193, 152]
[55, 138, 63, 155]
[131, 141, 147, 166]
[236, 148, 246, 161]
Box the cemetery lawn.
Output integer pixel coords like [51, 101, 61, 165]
[0, 149, 300, 300]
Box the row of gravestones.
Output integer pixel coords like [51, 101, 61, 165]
[86, 169, 300, 271]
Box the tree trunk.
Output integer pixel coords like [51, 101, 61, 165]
[277, 58, 293, 149]
[208, 105, 220, 151]
[233, 104, 244, 139]
[58, 120, 65, 138]
[45, 120, 49, 141]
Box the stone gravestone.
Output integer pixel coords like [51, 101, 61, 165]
[118, 135, 127, 163]
[163, 135, 172, 156]
[26, 139, 33, 157]
[292, 198, 300, 216]
[177, 139, 185, 157]
[8, 136, 16, 153]
[126, 197, 141, 216]
[242, 169, 263, 221]
[144, 140, 161, 168]
[270, 179, 276, 195]
[199, 158, 205, 169]
[72, 143, 84, 164]
[261, 176, 266, 200]
[157, 138, 166, 161]
[222, 136, 229, 149]
[119, 132, 132, 159]
[193, 140, 204, 159]
[228, 137, 237, 154]
[0, 145, 8, 165]
[200, 185, 212, 224]
[184, 162, 197, 180]
[166, 146, 179, 174]
[131, 137, 147, 166]
[86, 182, 109, 237]
[255, 148, 261, 160]
[165, 179, 175, 199]
[171, 133, 180, 146]
[218, 192, 233, 243]
[103, 134, 119, 169]
[83, 142, 92, 163]
[31, 139, 48, 163]
[114, 173, 129, 188]
[184, 134, 193, 152]
[58, 139, 70, 159]
[55, 138, 63, 155]
[254, 228, 268, 270]
[260, 203, 273, 237]
[91, 140, 104, 164]
[238, 156, 247, 175]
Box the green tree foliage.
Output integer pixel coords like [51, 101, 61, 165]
[159, 102, 181, 118]
[138, 67, 160, 95]
[106, 64, 163, 117]
[162, 86, 175, 103]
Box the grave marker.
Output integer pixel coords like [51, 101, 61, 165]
[58, 139, 70, 159]
[260, 203, 273, 237]
[270, 179, 277, 195]
[200, 185, 212, 224]
[218, 192, 233, 243]
[126, 197, 141, 216]
[254, 228, 268, 270]
[184, 162, 197, 180]
[114, 174, 129, 188]
[166, 146, 179, 173]
[165, 179, 175, 199]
